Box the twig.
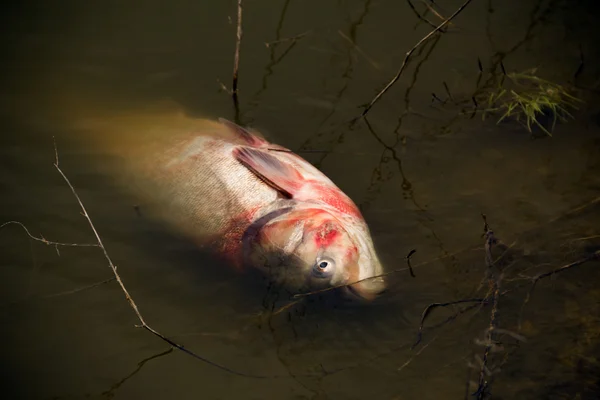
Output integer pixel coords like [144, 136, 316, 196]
[232, 0, 243, 123]
[443, 81, 455, 103]
[398, 334, 439, 373]
[50, 139, 274, 379]
[265, 30, 311, 48]
[232, 0, 243, 96]
[102, 347, 174, 398]
[406, 0, 438, 29]
[43, 277, 116, 299]
[361, 0, 474, 117]
[1, 221, 99, 249]
[413, 298, 487, 348]
[518, 251, 600, 329]
[473, 279, 500, 399]
[473, 214, 503, 399]
[406, 249, 417, 277]
[2, 277, 117, 308]
[420, 0, 455, 25]
[338, 30, 381, 70]
[271, 299, 303, 317]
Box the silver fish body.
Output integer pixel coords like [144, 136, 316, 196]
[98, 117, 385, 300]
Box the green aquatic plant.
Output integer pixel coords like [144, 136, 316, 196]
[480, 68, 583, 136]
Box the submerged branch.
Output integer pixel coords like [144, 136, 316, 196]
[48, 139, 276, 379]
[265, 30, 311, 48]
[102, 347, 174, 398]
[361, 0, 474, 117]
[519, 250, 600, 329]
[413, 298, 487, 348]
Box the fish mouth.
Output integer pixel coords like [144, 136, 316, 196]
[344, 277, 386, 302]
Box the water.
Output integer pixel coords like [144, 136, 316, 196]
[1, 0, 600, 398]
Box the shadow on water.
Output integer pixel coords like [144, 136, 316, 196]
[2, 0, 600, 399]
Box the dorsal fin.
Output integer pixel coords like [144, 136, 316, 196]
[218, 118, 265, 147]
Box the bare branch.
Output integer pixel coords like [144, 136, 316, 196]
[413, 298, 487, 348]
[406, 0, 438, 29]
[49, 140, 276, 379]
[0, 220, 99, 249]
[338, 30, 380, 70]
[43, 277, 116, 299]
[361, 0, 474, 117]
[232, 0, 243, 96]
[474, 279, 500, 399]
[102, 347, 174, 398]
[518, 251, 600, 329]
[265, 30, 311, 48]
[231, 0, 243, 123]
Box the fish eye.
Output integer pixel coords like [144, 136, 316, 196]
[312, 257, 335, 278]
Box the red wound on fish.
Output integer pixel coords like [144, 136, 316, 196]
[314, 222, 341, 248]
[233, 147, 304, 198]
[312, 184, 363, 219]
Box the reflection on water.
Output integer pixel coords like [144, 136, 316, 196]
[1, 0, 600, 399]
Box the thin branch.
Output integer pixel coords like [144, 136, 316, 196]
[43, 277, 116, 299]
[265, 30, 311, 48]
[406, 249, 417, 277]
[420, 0, 455, 25]
[232, 0, 243, 96]
[474, 279, 500, 399]
[102, 347, 174, 398]
[398, 334, 439, 373]
[1, 221, 99, 249]
[361, 0, 474, 117]
[50, 139, 275, 379]
[338, 30, 381, 70]
[519, 250, 600, 328]
[406, 0, 438, 29]
[413, 298, 487, 348]
[231, 0, 243, 123]
[271, 298, 303, 317]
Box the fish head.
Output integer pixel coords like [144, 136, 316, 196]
[252, 208, 385, 301]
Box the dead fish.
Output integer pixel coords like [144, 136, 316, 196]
[105, 117, 386, 300]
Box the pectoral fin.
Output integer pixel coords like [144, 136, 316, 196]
[233, 147, 304, 198]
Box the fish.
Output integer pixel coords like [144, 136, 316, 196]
[92, 116, 386, 300]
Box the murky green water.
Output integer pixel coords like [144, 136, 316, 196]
[2, 0, 600, 399]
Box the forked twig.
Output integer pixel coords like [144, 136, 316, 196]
[361, 0, 474, 117]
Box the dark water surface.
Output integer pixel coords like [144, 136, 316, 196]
[2, 1, 600, 399]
